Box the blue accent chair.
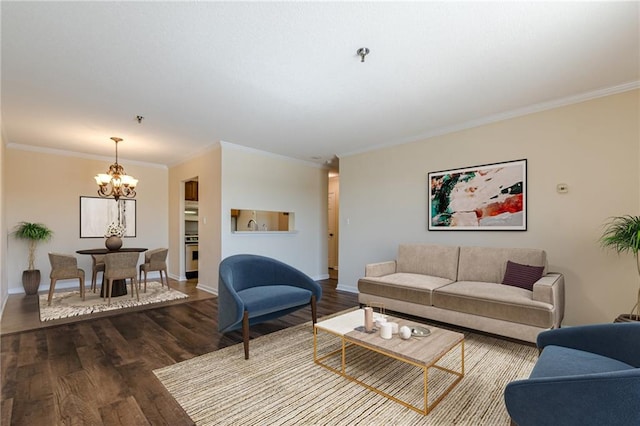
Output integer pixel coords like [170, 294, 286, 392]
[504, 322, 640, 426]
[218, 254, 322, 359]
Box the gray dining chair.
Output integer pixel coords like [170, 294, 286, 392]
[104, 252, 140, 305]
[48, 253, 85, 306]
[90, 254, 105, 293]
[138, 248, 169, 292]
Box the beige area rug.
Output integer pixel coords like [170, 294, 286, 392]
[39, 281, 189, 321]
[154, 315, 537, 425]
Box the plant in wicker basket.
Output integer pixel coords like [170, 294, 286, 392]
[600, 215, 640, 321]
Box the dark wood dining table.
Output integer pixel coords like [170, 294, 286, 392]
[76, 248, 148, 297]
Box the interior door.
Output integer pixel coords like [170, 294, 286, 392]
[328, 190, 338, 272]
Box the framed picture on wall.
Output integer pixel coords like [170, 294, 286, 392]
[80, 197, 137, 238]
[428, 159, 527, 231]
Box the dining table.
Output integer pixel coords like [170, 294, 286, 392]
[76, 248, 148, 297]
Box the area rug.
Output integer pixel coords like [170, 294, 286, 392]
[39, 281, 189, 321]
[154, 314, 537, 425]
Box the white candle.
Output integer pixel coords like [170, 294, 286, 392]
[380, 322, 393, 339]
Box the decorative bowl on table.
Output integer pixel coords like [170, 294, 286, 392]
[411, 326, 431, 337]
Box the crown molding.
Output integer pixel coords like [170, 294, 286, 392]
[6, 143, 168, 169]
[220, 141, 326, 170]
[340, 80, 640, 159]
[167, 141, 222, 168]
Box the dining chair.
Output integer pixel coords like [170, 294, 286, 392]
[48, 253, 86, 306]
[104, 252, 140, 305]
[90, 254, 105, 293]
[138, 248, 169, 292]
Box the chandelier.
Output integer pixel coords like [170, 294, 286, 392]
[94, 137, 138, 201]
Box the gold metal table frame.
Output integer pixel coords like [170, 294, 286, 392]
[313, 311, 464, 415]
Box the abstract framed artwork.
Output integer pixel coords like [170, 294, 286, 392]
[428, 159, 527, 231]
[80, 197, 137, 238]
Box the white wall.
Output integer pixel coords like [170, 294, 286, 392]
[0, 135, 7, 312]
[339, 89, 640, 326]
[168, 146, 222, 294]
[4, 147, 169, 294]
[221, 143, 328, 280]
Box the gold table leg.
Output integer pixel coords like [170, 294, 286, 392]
[314, 325, 464, 415]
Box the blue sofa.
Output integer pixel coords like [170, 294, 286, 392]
[504, 322, 640, 426]
[218, 254, 322, 359]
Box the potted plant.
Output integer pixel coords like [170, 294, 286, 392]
[12, 222, 53, 295]
[599, 215, 640, 322]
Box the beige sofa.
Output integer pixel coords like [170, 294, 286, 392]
[357, 244, 565, 343]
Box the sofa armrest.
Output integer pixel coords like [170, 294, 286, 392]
[531, 273, 564, 328]
[365, 261, 396, 277]
[532, 273, 563, 304]
[537, 323, 640, 366]
[505, 370, 640, 426]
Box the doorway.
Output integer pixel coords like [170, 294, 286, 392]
[184, 178, 199, 280]
[328, 173, 339, 279]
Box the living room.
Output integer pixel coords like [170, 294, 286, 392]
[2, 1, 638, 327]
[1, 2, 639, 425]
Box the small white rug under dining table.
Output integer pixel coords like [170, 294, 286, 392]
[39, 281, 189, 321]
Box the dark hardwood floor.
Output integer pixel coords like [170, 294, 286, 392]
[0, 278, 358, 425]
[0, 279, 216, 336]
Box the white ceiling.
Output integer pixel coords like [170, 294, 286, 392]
[2, 1, 639, 167]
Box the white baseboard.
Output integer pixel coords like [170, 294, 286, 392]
[168, 272, 186, 281]
[336, 283, 358, 293]
[0, 295, 7, 317]
[313, 273, 330, 281]
[196, 284, 218, 295]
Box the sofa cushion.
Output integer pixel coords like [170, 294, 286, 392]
[502, 260, 545, 291]
[457, 246, 547, 283]
[238, 285, 312, 318]
[396, 244, 460, 281]
[433, 281, 554, 328]
[531, 345, 635, 379]
[358, 273, 453, 305]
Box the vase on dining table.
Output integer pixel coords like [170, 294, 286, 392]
[105, 235, 123, 251]
[104, 221, 125, 251]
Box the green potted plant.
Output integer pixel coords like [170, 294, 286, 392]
[599, 215, 640, 321]
[12, 222, 53, 295]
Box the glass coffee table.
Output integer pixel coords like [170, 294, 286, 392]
[313, 309, 464, 415]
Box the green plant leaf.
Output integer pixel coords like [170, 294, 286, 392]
[12, 222, 53, 270]
[13, 222, 53, 241]
[600, 215, 640, 256]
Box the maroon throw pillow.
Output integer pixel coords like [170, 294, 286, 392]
[502, 260, 544, 291]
